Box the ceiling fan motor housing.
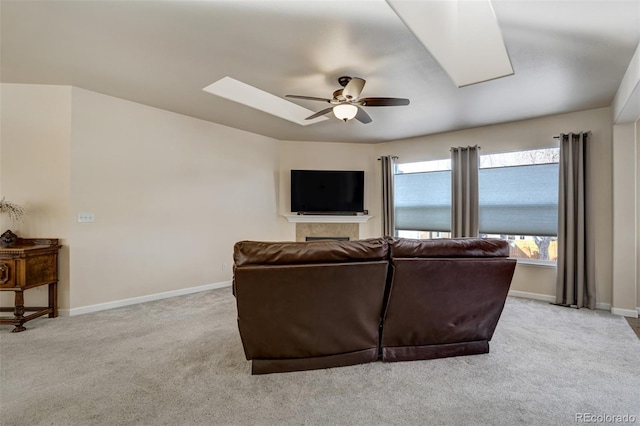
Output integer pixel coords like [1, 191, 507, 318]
[337, 76, 352, 87]
[285, 75, 409, 124]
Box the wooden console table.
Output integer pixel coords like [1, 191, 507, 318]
[0, 237, 61, 332]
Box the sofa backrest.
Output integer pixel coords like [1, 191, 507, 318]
[388, 236, 510, 258]
[234, 237, 389, 266]
[233, 238, 390, 368]
[382, 237, 516, 356]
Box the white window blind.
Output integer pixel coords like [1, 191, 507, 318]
[394, 148, 559, 236]
[394, 170, 451, 232]
[479, 163, 558, 236]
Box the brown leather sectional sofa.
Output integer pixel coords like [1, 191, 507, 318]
[233, 237, 516, 374]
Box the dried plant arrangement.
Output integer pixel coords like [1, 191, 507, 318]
[0, 197, 26, 222]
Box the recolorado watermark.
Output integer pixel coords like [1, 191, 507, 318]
[576, 413, 637, 423]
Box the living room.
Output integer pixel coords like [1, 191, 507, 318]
[1, 1, 639, 424]
[3, 86, 631, 315]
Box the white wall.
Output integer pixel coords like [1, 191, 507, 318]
[67, 88, 288, 309]
[612, 122, 637, 316]
[612, 40, 640, 317]
[613, 123, 637, 315]
[2, 84, 287, 312]
[0, 84, 72, 308]
[374, 107, 614, 304]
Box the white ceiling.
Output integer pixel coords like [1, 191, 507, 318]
[2, 0, 639, 143]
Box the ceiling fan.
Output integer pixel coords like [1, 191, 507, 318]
[285, 76, 410, 124]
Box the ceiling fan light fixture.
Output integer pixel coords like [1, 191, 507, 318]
[288, 76, 409, 124]
[333, 104, 358, 122]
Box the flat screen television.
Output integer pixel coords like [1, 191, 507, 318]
[291, 170, 364, 214]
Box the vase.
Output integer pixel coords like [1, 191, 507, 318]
[0, 229, 18, 247]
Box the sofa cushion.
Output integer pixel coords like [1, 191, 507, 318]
[388, 237, 509, 258]
[233, 237, 388, 266]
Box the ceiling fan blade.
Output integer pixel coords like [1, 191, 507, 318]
[355, 106, 372, 124]
[343, 77, 366, 100]
[306, 107, 334, 120]
[360, 97, 410, 106]
[285, 95, 331, 103]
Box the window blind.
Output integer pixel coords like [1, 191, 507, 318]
[479, 163, 558, 236]
[394, 170, 451, 232]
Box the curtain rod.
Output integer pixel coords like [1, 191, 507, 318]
[553, 131, 591, 139]
[377, 156, 399, 160]
[449, 145, 481, 151]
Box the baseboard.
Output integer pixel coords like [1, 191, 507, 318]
[508, 290, 555, 303]
[611, 307, 639, 318]
[57, 285, 638, 318]
[508, 291, 621, 313]
[59, 281, 232, 317]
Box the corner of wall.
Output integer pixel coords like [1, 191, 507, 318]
[613, 41, 640, 124]
[0, 83, 72, 309]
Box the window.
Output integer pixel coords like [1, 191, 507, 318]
[395, 159, 452, 240]
[479, 149, 559, 262]
[394, 148, 559, 262]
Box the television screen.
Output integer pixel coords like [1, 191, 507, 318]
[291, 170, 364, 214]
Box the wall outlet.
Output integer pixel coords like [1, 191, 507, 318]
[222, 263, 229, 271]
[77, 212, 95, 223]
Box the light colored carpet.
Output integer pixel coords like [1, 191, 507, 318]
[1, 288, 638, 425]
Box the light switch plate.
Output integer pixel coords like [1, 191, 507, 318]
[77, 212, 95, 223]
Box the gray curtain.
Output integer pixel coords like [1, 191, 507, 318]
[556, 132, 595, 309]
[451, 146, 479, 237]
[380, 155, 397, 237]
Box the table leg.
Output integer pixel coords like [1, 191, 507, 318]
[49, 282, 58, 318]
[12, 290, 26, 332]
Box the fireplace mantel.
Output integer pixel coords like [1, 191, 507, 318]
[284, 215, 372, 224]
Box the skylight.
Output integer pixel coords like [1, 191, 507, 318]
[202, 77, 328, 126]
[387, 0, 514, 87]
